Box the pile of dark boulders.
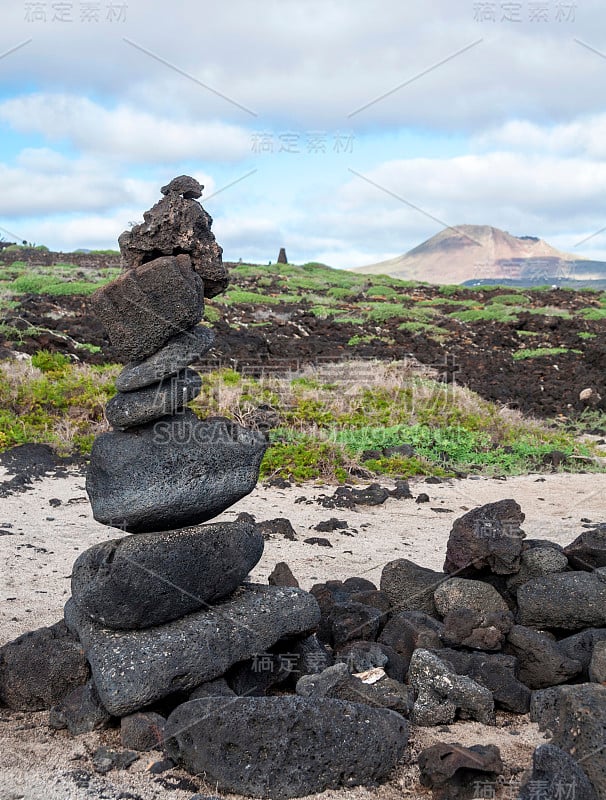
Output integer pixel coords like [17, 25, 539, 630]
[1, 184, 605, 798]
[0, 180, 410, 799]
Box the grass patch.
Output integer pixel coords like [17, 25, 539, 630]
[449, 306, 519, 323]
[513, 347, 581, 361]
[578, 307, 606, 320]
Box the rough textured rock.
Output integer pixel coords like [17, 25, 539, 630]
[160, 174, 203, 199]
[296, 662, 413, 715]
[86, 410, 267, 533]
[434, 577, 510, 616]
[558, 628, 606, 679]
[506, 546, 569, 594]
[189, 677, 236, 700]
[589, 640, 606, 683]
[71, 521, 263, 629]
[268, 561, 299, 588]
[519, 744, 597, 800]
[378, 610, 443, 668]
[505, 625, 582, 688]
[443, 499, 526, 575]
[564, 526, 606, 571]
[115, 326, 215, 392]
[164, 696, 409, 799]
[436, 648, 530, 713]
[517, 572, 606, 630]
[530, 687, 563, 734]
[550, 684, 606, 800]
[105, 368, 202, 429]
[91, 255, 205, 362]
[408, 649, 495, 726]
[418, 742, 503, 800]
[65, 584, 320, 716]
[380, 559, 447, 616]
[48, 680, 112, 735]
[442, 607, 513, 651]
[288, 634, 333, 677]
[336, 641, 407, 682]
[120, 712, 166, 751]
[349, 589, 392, 615]
[324, 602, 383, 647]
[118, 189, 228, 298]
[0, 621, 89, 711]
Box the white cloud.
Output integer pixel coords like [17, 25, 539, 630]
[0, 95, 252, 163]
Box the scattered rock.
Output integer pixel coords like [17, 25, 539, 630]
[436, 648, 530, 713]
[517, 572, 606, 630]
[564, 526, 606, 571]
[48, 680, 112, 735]
[92, 746, 139, 774]
[378, 610, 443, 668]
[550, 684, 606, 800]
[381, 559, 447, 616]
[304, 536, 332, 547]
[408, 649, 495, 726]
[558, 628, 606, 679]
[336, 640, 406, 682]
[0, 621, 89, 711]
[442, 607, 513, 651]
[268, 561, 299, 588]
[506, 546, 569, 594]
[65, 584, 320, 716]
[443, 499, 526, 575]
[518, 744, 597, 800]
[418, 742, 503, 800]
[120, 712, 166, 751]
[314, 518, 349, 532]
[71, 520, 263, 629]
[433, 577, 510, 616]
[325, 602, 383, 647]
[256, 517, 297, 540]
[505, 625, 582, 688]
[589, 640, 606, 683]
[164, 696, 409, 799]
[86, 410, 267, 533]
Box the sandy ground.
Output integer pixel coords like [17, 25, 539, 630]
[1, 468, 605, 800]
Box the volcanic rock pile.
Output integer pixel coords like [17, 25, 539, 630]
[0, 178, 410, 799]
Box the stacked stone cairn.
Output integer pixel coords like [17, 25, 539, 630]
[0, 178, 409, 799]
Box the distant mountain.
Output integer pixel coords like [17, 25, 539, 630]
[353, 225, 606, 285]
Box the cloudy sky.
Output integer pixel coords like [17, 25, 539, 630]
[1, 0, 606, 267]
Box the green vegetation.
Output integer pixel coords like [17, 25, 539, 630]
[513, 347, 582, 361]
[449, 306, 520, 323]
[0, 260, 120, 297]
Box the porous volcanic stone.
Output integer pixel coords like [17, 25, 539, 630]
[378, 610, 444, 669]
[106, 368, 202, 429]
[408, 649, 495, 727]
[436, 648, 530, 713]
[434, 577, 510, 616]
[0, 621, 89, 711]
[164, 696, 409, 799]
[506, 546, 569, 594]
[443, 499, 525, 575]
[325, 602, 383, 647]
[505, 625, 582, 688]
[517, 572, 606, 630]
[519, 745, 597, 800]
[115, 326, 215, 392]
[71, 521, 264, 629]
[564, 526, 606, 571]
[64, 584, 320, 716]
[380, 559, 447, 616]
[418, 742, 503, 800]
[589, 640, 606, 683]
[268, 561, 300, 588]
[118, 189, 228, 298]
[120, 712, 166, 752]
[442, 607, 513, 651]
[558, 628, 606, 679]
[336, 641, 407, 682]
[86, 410, 267, 533]
[91, 255, 205, 362]
[550, 684, 606, 800]
[48, 680, 112, 735]
[161, 175, 203, 199]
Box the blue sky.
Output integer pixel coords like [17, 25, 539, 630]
[1, 0, 606, 268]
